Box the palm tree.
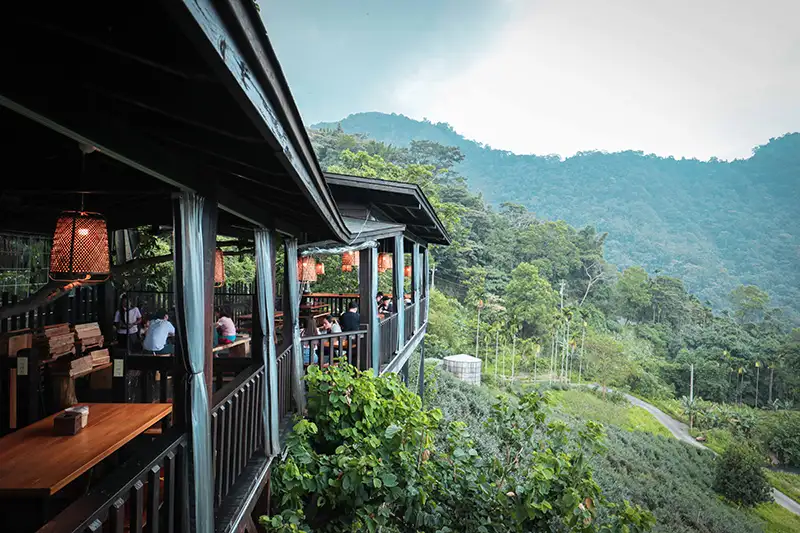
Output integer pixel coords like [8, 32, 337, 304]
[754, 361, 761, 408]
[681, 395, 700, 431]
[737, 366, 745, 406]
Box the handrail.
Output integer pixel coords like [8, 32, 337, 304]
[37, 430, 190, 533]
[212, 362, 264, 410]
[305, 292, 360, 298]
[302, 329, 368, 342]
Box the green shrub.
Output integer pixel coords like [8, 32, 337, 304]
[764, 412, 800, 467]
[714, 442, 772, 507]
[265, 362, 653, 533]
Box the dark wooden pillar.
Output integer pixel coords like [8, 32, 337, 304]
[359, 247, 379, 374]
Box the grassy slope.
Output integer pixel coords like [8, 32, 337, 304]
[766, 471, 800, 505]
[754, 503, 800, 533]
[551, 389, 673, 438]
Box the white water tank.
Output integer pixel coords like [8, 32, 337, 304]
[443, 354, 481, 385]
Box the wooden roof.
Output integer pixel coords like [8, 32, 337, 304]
[0, 2, 348, 243]
[325, 174, 451, 246]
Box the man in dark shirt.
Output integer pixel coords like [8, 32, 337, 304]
[340, 301, 361, 332]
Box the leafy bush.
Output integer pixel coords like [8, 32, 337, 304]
[265, 363, 654, 533]
[713, 442, 772, 507]
[765, 413, 800, 467]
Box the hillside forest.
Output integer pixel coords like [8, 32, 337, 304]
[309, 123, 800, 450]
[314, 112, 800, 320]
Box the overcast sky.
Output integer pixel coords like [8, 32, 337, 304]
[262, 0, 800, 160]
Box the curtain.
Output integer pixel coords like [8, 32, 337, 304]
[393, 235, 404, 354]
[177, 192, 214, 533]
[255, 229, 279, 453]
[412, 243, 421, 330]
[284, 237, 305, 413]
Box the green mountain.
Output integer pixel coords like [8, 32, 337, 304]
[314, 112, 800, 314]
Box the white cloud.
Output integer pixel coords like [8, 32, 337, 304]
[389, 0, 800, 159]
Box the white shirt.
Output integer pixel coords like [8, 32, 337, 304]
[329, 321, 342, 333]
[143, 318, 176, 351]
[114, 307, 142, 334]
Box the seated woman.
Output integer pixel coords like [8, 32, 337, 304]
[142, 309, 176, 355]
[299, 316, 319, 365]
[216, 305, 237, 345]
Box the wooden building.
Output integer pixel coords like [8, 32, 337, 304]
[0, 3, 449, 533]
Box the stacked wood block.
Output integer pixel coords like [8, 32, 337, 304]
[73, 322, 104, 352]
[51, 354, 94, 377]
[34, 324, 75, 360]
[89, 348, 110, 367]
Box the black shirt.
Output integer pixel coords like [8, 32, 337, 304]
[340, 310, 361, 332]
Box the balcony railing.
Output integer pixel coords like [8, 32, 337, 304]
[404, 303, 417, 342]
[302, 330, 369, 370]
[276, 344, 294, 425]
[211, 364, 266, 509]
[304, 293, 360, 317]
[37, 431, 191, 533]
[378, 314, 398, 368]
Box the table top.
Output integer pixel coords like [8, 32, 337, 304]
[0, 403, 172, 497]
[212, 335, 251, 353]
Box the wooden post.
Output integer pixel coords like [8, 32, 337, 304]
[392, 236, 404, 356]
[412, 243, 421, 332]
[359, 247, 379, 374]
[15, 347, 40, 428]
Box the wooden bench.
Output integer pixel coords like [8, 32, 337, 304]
[212, 335, 251, 358]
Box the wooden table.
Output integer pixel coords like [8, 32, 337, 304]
[0, 403, 172, 497]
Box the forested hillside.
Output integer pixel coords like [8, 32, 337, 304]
[313, 113, 800, 316]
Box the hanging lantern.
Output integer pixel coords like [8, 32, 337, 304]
[49, 211, 110, 282]
[404, 265, 412, 278]
[342, 251, 355, 267]
[341, 264, 353, 272]
[297, 256, 317, 282]
[378, 252, 393, 273]
[315, 260, 325, 276]
[214, 248, 225, 287]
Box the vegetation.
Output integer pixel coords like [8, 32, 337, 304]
[765, 471, 800, 506]
[714, 442, 772, 507]
[753, 503, 800, 533]
[550, 389, 672, 439]
[264, 363, 653, 532]
[314, 112, 800, 317]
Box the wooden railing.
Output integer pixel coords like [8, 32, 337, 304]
[37, 431, 190, 533]
[276, 344, 294, 424]
[302, 330, 369, 370]
[211, 364, 265, 509]
[404, 303, 417, 342]
[378, 314, 398, 367]
[305, 293, 359, 317]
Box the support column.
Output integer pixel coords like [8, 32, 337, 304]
[359, 247, 379, 374]
[392, 236, 404, 355]
[418, 339, 426, 404]
[423, 247, 431, 322]
[283, 238, 305, 413]
[172, 191, 216, 533]
[400, 361, 409, 385]
[412, 243, 421, 332]
[255, 229, 279, 454]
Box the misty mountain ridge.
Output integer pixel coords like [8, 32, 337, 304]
[313, 112, 800, 316]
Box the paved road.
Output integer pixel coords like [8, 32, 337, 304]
[621, 391, 800, 517]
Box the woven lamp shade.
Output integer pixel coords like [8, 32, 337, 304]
[315, 261, 325, 276]
[404, 265, 412, 278]
[377, 252, 393, 273]
[341, 250, 360, 272]
[214, 248, 225, 287]
[297, 256, 317, 282]
[49, 211, 110, 282]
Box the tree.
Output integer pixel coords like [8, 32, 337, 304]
[503, 263, 558, 339]
[729, 285, 770, 324]
[585, 331, 627, 398]
[616, 267, 652, 323]
[713, 442, 772, 506]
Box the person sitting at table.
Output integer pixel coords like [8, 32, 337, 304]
[379, 295, 394, 314]
[114, 294, 142, 350]
[216, 305, 237, 345]
[320, 315, 341, 334]
[376, 292, 384, 307]
[340, 301, 360, 332]
[142, 309, 176, 355]
[300, 316, 319, 365]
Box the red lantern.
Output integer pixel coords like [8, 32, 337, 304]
[214, 248, 225, 287]
[404, 265, 412, 278]
[315, 261, 325, 276]
[297, 256, 317, 282]
[49, 211, 110, 282]
[378, 252, 393, 273]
